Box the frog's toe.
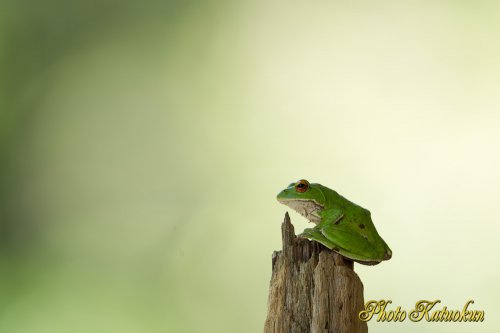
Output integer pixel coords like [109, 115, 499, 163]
[298, 228, 315, 238]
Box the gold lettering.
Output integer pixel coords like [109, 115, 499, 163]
[472, 311, 485, 322]
[359, 300, 380, 322]
[409, 300, 440, 322]
[376, 300, 391, 322]
[461, 300, 473, 322]
[395, 306, 406, 322]
[358, 299, 484, 323]
[430, 309, 440, 322]
[439, 306, 448, 321]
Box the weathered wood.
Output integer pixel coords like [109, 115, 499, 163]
[263, 213, 368, 333]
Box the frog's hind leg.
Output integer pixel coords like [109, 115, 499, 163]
[300, 228, 382, 265]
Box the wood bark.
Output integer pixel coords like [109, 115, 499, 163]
[263, 213, 368, 333]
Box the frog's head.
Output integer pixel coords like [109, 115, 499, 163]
[277, 179, 326, 224]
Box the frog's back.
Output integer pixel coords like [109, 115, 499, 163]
[319, 185, 392, 261]
[318, 184, 369, 214]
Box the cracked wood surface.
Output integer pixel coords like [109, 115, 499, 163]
[263, 213, 368, 333]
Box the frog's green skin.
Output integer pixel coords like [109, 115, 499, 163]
[277, 180, 392, 265]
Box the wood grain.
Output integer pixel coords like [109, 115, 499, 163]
[263, 212, 368, 333]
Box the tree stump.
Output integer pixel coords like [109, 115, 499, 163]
[263, 213, 368, 333]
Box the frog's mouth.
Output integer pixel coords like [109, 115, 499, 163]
[278, 198, 323, 224]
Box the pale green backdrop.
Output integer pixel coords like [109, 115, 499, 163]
[1, 1, 499, 332]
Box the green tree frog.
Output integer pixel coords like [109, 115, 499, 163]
[277, 179, 392, 265]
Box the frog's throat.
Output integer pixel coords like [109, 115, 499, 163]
[278, 199, 323, 224]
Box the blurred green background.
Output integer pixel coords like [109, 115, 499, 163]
[1, 1, 499, 332]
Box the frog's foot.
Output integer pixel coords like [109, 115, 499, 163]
[299, 228, 336, 249]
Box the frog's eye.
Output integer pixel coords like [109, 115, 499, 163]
[295, 179, 309, 193]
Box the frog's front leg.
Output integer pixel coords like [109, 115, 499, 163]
[318, 207, 344, 227]
[300, 207, 344, 249]
[299, 227, 336, 249]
